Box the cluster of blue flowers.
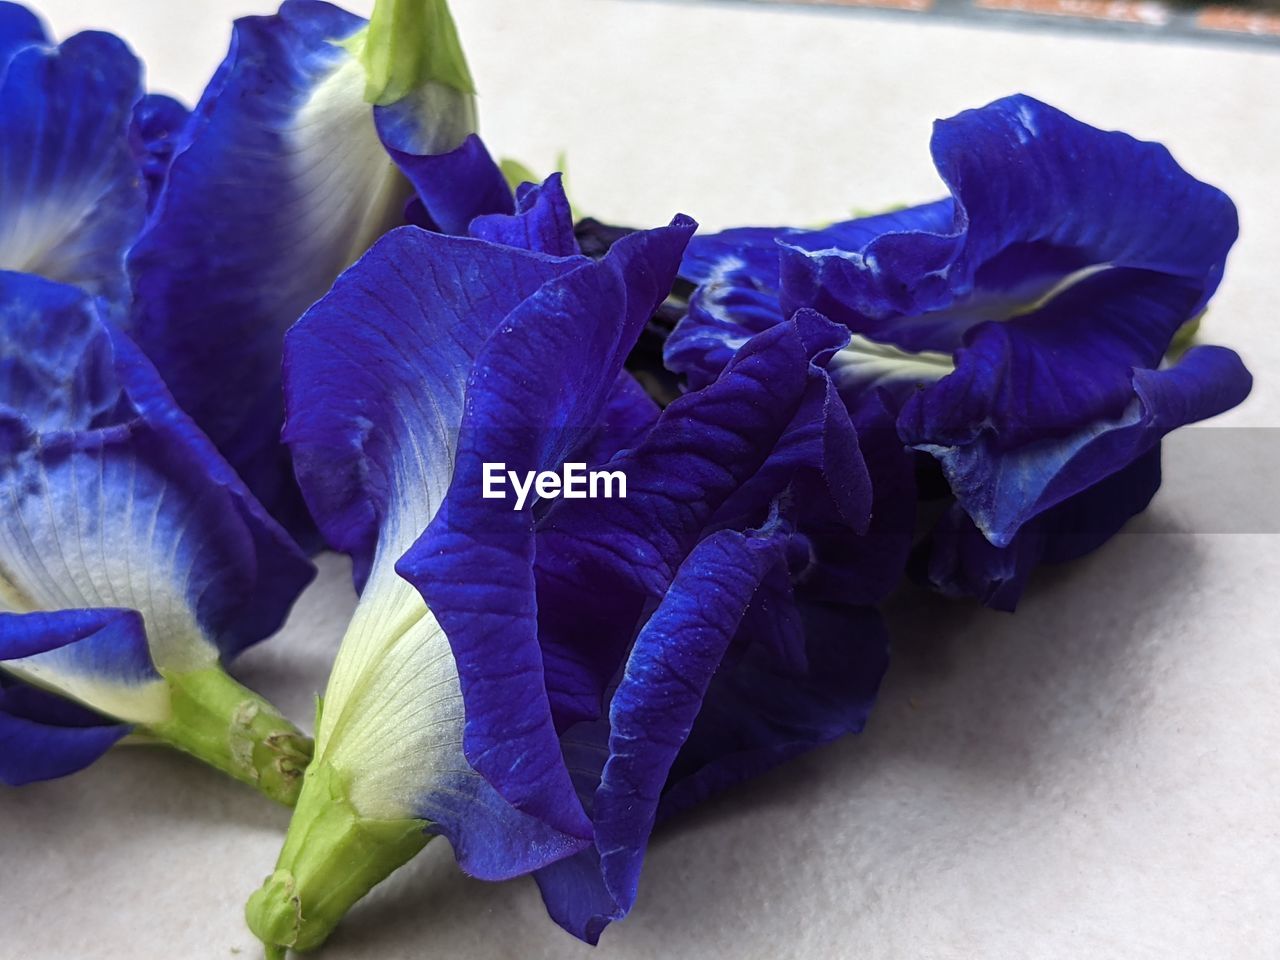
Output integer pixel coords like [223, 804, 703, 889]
[0, 0, 1251, 954]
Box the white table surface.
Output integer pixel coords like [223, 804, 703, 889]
[2, 1, 1278, 958]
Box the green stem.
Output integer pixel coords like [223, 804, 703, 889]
[245, 762, 430, 954]
[143, 667, 312, 806]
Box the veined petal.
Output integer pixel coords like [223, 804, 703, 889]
[307, 568, 587, 879]
[779, 96, 1236, 355]
[538, 569, 888, 944]
[252, 215, 692, 953]
[536, 310, 871, 737]
[283, 227, 583, 590]
[661, 602, 887, 822]
[538, 525, 787, 942]
[284, 226, 591, 862]
[899, 269, 1210, 453]
[126, 1, 365, 538]
[280, 223, 684, 868]
[0, 29, 145, 307]
[914, 344, 1251, 547]
[570, 371, 660, 471]
[537, 315, 826, 728]
[127, 0, 472, 539]
[399, 216, 694, 837]
[0, 608, 167, 724]
[0, 272, 314, 667]
[469, 174, 579, 257]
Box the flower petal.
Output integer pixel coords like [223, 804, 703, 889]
[537, 575, 888, 944]
[0, 273, 314, 669]
[570, 371, 660, 470]
[469, 173, 579, 257]
[398, 217, 695, 837]
[535, 520, 808, 942]
[125, 0, 419, 538]
[779, 95, 1236, 354]
[0, 608, 166, 725]
[0, 2, 46, 70]
[0, 30, 145, 307]
[283, 225, 684, 872]
[282, 227, 583, 590]
[533, 310, 859, 729]
[922, 445, 1162, 610]
[130, 93, 189, 211]
[912, 344, 1251, 547]
[898, 268, 1206, 454]
[0, 673, 129, 786]
[387, 132, 514, 236]
[661, 602, 888, 821]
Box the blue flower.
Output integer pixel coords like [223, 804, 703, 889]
[248, 171, 897, 951]
[126, 0, 512, 542]
[522, 308, 890, 942]
[0, 3, 149, 309]
[667, 95, 1252, 610]
[0, 272, 316, 800]
[245, 175, 695, 957]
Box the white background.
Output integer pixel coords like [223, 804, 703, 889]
[2, 1, 1278, 958]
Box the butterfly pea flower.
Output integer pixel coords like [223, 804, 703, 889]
[666, 95, 1252, 610]
[126, 0, 512, 543]
[525, 308, 892, 941]
[0, 3, 152, 309]
[0, 272, 315, 801]
[245, 173, 694, 956]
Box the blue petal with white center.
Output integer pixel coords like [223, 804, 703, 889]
[0, 272, 314, 789]
[0, 608, 163, 731]
[126, 0, 487, 541]
[0, 20, 146, 308]
[282, 221, 595, 856]
[399, 217, 695, 838]
[253, 206, 695, 954]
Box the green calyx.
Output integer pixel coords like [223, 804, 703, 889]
[499, 158, 540, 195]
[143, 666, 312, 806]
[343, 0, 475, 106]
[1168, 310, 1204, 360]
[245, 761, 431, 955]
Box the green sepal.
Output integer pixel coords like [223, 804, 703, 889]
[1168, 310, 1205, 361]
[142, 666, 312, 806]
[499, 157, 540, 195]
[342, 0, 475, 106]
[246, 761, 431, 954]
